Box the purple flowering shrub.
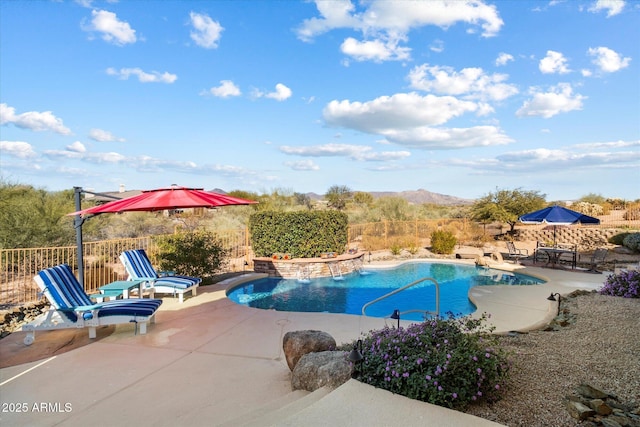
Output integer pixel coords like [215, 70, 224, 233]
[344, 313, 510, 410]
[599, 270, 640, 298]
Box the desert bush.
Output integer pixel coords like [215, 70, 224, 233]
[430, 230, 457, 254]
[622, 233, 640, 253]
[342, 313, 509, 410]
[390, 243, 403, 255]
[609, 232, 632, 246]
[623, 203, 640, 220]
[152, 231, 228, 284]
[599, 270, 640, 298]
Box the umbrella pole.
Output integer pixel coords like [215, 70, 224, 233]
[74, 187, 85, 288]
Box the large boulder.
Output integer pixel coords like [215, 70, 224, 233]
[283, 330, 336, 371]
[291, 351, 352, 391]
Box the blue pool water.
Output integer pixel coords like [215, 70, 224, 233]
[226, 262, 545, 321]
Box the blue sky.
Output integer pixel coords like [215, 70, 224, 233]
[1, 0, 638, 201]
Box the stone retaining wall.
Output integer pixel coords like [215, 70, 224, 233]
[515, 227, 622, 248]
[254, 253, 364, 279]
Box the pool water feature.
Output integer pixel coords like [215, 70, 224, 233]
[226, 262, 545, 321]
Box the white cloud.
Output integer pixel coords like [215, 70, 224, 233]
[189, 12, 224, 49]
[44, 149, 127, 164]
[66, 141, 87, 153]
[588, 0, 625, 17]
[448, 140, 640, 173]
[89, 128, 125, 142]
[495, 52, 514, 66]
[407, 64, 518, 101]
[516, 83, 586, 118]
[588, 46, 631, 73]
[539, 50, 570, 74]
[296, 0, 503, 62]
[340, 36, 410, 62]
[84, 10, 136, 45]
[324, 92, 481, 133]
[106, 67, 177, 83]
[208, 80, 241, 98]
[280, 143, 411, 161]
[430, 39, 445, 53]
[0, 140, 38, 159]
[0, 103, 72, 135]
[284, 160, 321, 171]
[299, 0, 503, 39]
[381, 125, 513, 149]
[255, 83, 292, 101]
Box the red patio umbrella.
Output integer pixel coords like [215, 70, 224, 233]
[69, 185, 257, 286]
[70, 185, 257, 216]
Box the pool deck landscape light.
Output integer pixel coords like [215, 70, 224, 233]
[348, 339, 364, 379]
[391, 309, 401, 328]
[546, 292, 561, 316]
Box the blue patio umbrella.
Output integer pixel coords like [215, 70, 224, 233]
[519, 205, 600, 245]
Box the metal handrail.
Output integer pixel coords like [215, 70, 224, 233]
[361, 277, 440, 319]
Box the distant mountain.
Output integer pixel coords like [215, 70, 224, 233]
[305, 189, 473, 205]
[369, 189, 473, 205]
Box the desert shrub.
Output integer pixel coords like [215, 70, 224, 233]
[152, 231, 228, 284]
[622, 233, 640, 253]
[599, 270, 640, 298]
[623, 203, 640, 220]
[343, 314, 509, 410]
[609, 232, 632, 246]
[430, 230, 457, 254]
[390, 243, 402, 255]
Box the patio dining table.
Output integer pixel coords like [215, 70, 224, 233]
[535, 247, 577, 269]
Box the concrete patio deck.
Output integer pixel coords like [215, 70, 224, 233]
[0, 261, 608, 426]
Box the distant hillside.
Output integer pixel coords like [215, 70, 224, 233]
[306, 189, 473, 205]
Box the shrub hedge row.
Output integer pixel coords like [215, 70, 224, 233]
[249, 210, 348, 258]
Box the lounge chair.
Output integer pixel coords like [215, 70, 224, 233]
[22, 264, 162, 345]
[586, 248, 608, 273]
[119, 249, 201, 303]
[506, 241, 529, 264]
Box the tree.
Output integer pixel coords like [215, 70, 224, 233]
[293, 192, 313, 210]
[353, 191, 374, 207]
[0, 181, 75, 248]
[470, 188, 546, 233]
[325, 185, 352, 210]
[375, 196, 411, 221]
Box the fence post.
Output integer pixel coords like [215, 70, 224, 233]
[74, 186, 85, 287]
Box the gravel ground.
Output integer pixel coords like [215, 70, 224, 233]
[465, 292, 640, 427]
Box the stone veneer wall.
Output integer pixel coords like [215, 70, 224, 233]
[254, 254, 364, 279]
[515, 227, 622, 247]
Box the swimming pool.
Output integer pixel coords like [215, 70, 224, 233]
[226, 262, 545, 321]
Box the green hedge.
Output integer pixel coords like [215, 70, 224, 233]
[249, 211, 348, 258]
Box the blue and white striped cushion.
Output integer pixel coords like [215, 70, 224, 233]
[121, 249, 159, 280]
[121, 249, 201, 289]
[37, 264, 93, 309]
[154, 275, 200, 289]
[36, 264, 162, 321]
[97, 299, 162, 318]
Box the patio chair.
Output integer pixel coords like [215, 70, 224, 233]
[586, 248, 608, 273]
[22, 264, 162, 346]
[120, 249, 201, 303]
[506, 241, 529, 264]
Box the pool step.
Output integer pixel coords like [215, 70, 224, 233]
[218, 387, 330, 427]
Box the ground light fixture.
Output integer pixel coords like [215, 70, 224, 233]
[391, 309, 401, 328]
[546, 292, 562, 316]
[348, 339, 364, 379]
